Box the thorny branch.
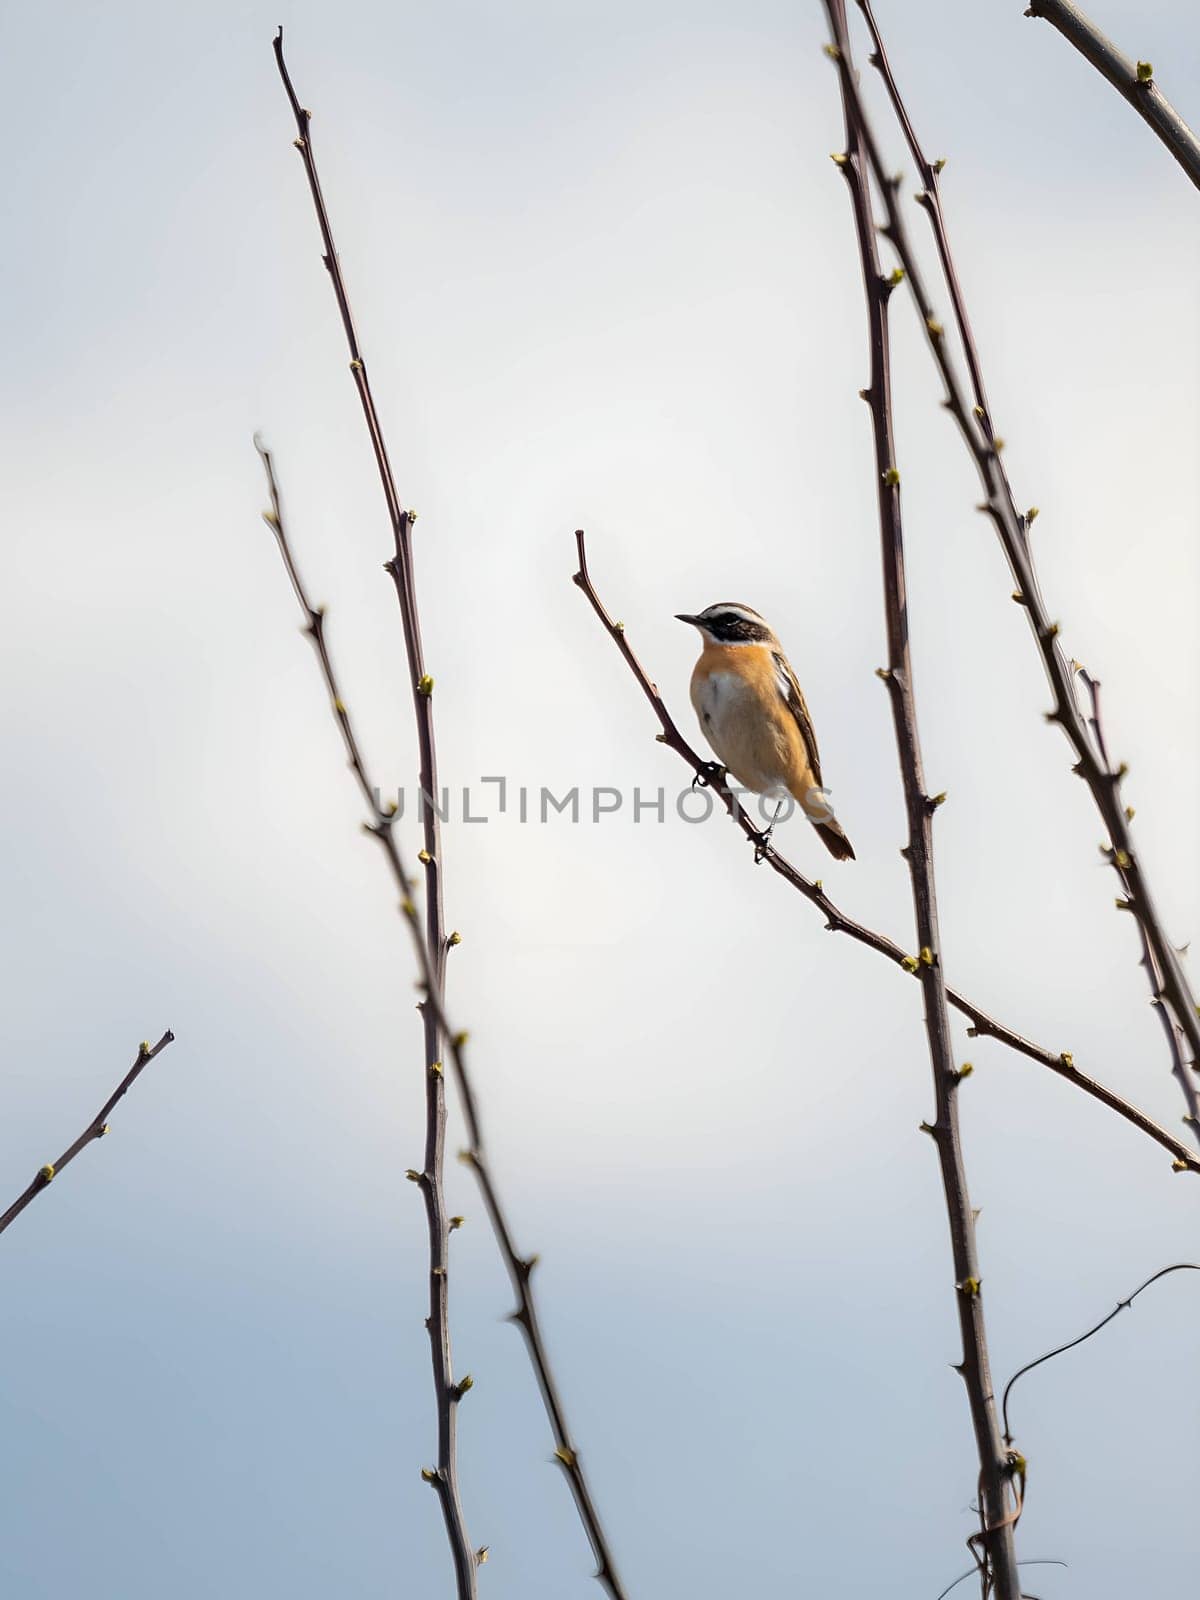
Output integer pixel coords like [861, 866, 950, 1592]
[1001, 1263, 1200, 1445]
[839, 3, 1200, 1150]
[0, 1032, 175, 1237]
[824, 3, 1019, 1591]
[1024, 0, 1200, 193]
[258, 440, 629, 1600]
[572, 530, 1199, 1180]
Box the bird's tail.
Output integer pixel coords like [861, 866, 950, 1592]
[814, 817, 856, 861]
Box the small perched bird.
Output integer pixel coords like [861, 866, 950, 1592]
[677, 602, 855, 861]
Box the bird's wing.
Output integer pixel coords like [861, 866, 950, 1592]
[772, 651, 822, 786]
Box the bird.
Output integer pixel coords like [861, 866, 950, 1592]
[676, 602, 855, 861]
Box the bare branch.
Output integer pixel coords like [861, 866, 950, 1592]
[0, 1032, 175, 1236]
[1024, 0, 1200, 192]
[257, 429, 475, 1594]
[824, 4, 1020, 1590]
[1001, 1263, 1200, 1445]
[258, 440, 629, 1600]
[572, 530, 1199, 1178]
[1076, 667, 1200, 1133]
[270, 30, 632, 1582]
[935, 1559, 1067, 1600]
[840, 3, 1200, 1148]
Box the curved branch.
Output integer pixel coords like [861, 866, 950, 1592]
[0, 1032, 175, 1236]
[934, 1558, 1067, 1600]
[572, 530, 1199, 1178]
[1024, 0, 1200, 193]
[842, 2, 1200, 1148]
[1001, 1263, 1200, 1444]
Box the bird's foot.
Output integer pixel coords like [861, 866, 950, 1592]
[692, 761, 725, 791]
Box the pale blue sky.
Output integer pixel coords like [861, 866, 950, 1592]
[1, 2, 1198, 1595]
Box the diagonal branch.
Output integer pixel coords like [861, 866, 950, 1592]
[258, 440, 629, 1600]
[572, 530, 1199, 1178]
[1001, 1262, 1200, 1445]
[1076, 667, 1200, 1131]
[0, 1032, 175, 1237]
[270, 31, 632, 1588]
[839, 2, 1200, 1150]
[1023, 0, 1200, 193]
[257, 434, 475, 1594]
[823, 4, 1020, 1591]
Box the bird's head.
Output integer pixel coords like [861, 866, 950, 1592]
[674, 603, 776, 646]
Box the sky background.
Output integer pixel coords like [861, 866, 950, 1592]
[2, 1, 1199, 1595]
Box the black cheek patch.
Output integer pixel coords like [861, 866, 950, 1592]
[713, 616, 770, 642]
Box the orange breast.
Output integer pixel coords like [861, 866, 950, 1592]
[689, 643, 815, 799]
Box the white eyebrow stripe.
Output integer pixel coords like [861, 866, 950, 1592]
[700, 603, 768, 625]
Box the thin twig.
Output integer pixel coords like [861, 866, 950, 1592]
[258, 431, 474, 1594]
[1024, 0, 1200, 193]
[571, 530, 1199, 1179]
[1001, 1263, 1200, 1444]
[257, 440, 629, 1600]
[824, 5, 1020, 1591]
[269, 30, 631, 1586]
[0, 1032, 175, 1236]
[935, 1560, 1067, 1600]
[1076, 667, 1200, 1131]
[838, 4, 1200, 1149]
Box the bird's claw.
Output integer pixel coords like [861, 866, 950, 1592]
[692, 761, 725, 791]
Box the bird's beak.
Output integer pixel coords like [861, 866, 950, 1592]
[675, 613, 700, 625]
